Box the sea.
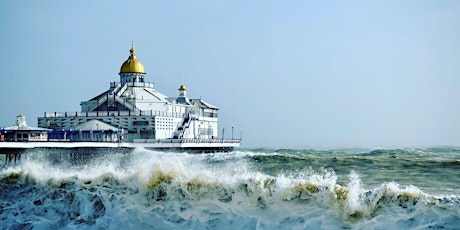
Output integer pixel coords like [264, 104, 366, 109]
[1, 147, 459, 229]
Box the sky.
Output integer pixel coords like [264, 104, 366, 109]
[1, 1, 460, 149]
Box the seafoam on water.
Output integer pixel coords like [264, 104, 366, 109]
[0, 147, 459, 229]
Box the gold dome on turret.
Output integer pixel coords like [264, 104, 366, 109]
[120, 42, 145, 73]
[178, 84, 187, 91]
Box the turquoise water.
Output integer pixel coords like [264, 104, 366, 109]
[1, 147, 459, 229]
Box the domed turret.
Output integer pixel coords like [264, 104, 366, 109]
[16, 113, 27, 127]
[120, 43, 145, 73]
[178, 84, 187, 91]
[119, 42, 147, 85]
[179, 84, 187, 98]
[177, 84, 189, 104]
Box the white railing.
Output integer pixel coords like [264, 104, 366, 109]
[43, 110, 185, 118]
[127, 82, 154, 88]
[115, 83, 128, 98]
[116, 98, 136, 111]
[109, 82, 121, 95]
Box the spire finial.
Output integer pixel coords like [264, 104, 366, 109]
[129, 41, 136, 57]
[179, 72, 187, 91]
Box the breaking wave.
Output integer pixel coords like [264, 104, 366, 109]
[1, 148, 459, 229]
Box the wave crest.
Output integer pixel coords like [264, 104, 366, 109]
[1, 148, 460, 229]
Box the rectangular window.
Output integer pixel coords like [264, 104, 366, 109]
[133, 121, 149, 126]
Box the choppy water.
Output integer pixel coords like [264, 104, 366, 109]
[1, 147, 459, 229]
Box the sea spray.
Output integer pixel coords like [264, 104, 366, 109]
[1, 148, 460, 229]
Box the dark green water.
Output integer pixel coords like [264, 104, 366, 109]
[247, 148, 460, 195]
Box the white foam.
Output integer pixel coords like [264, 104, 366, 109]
[1, 149, 459, 229]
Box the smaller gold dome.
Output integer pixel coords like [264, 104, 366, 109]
[178, 84, 187, 91]
[120, 43, 145, 73]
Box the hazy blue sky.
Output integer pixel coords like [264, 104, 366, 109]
[1, 1, 459, 148]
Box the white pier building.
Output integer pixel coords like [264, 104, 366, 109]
[37, 44, 225, 143]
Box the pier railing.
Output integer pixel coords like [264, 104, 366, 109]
[43, 110, 185, 118]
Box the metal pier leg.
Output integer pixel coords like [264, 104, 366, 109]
[3, 150, 22, 165]
[3, 153, 9, 165]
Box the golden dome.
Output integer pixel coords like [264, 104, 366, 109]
[120, 43, 145, 73]
[178, 84, 187, 91]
